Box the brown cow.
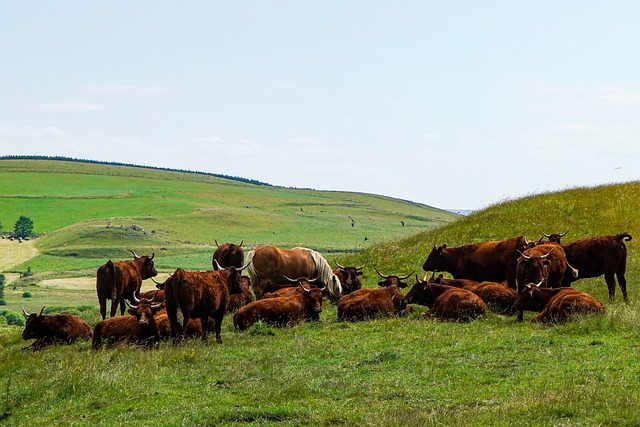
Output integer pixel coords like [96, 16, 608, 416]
[155, 309, 204, 339]
[333, 260, 367, 295]
[233, 282, 323, 330]
[21, 307, 92, 350]
[162, 267, 240, 343]
[515, 282, 603, 324]
[92, 295, 164, 349]
[422, 236, 528, 289]
[516, 244, 576, 294]
[246, 245, 342, 300]
[212, 240, 244, 270]
[337, 268, 411, 321]
[541, 231, 632, 301]
[96, 250, 158, 319]
[405, 277, 486, 322]
[433, 275, 518, 316]
[227, 275, 255, 313]
[139, 289, 165, 301]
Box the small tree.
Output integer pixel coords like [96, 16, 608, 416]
[14, 216, 33, 238]
[0, 273, 5, 302]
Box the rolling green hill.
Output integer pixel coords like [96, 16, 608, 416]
[0, 158, 457, 277]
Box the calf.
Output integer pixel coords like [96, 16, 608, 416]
[405, 277, 486, 322]
[541, 231, 632, 301]
[515, 282, 603, 324]
[233, 282, 323, 331]
[92, 296, 164, 349]
[21, 307, 92, 350]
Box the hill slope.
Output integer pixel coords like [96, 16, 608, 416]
[0, 158, 457, 275]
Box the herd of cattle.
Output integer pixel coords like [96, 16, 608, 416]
[20, 231, 633, 350]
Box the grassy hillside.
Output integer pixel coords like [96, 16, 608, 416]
[1, 160, 640, 426]
[0, 158, 456, 277]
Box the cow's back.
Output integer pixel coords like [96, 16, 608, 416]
[430, 288, 486, 321]
[536, 290, 604, 323]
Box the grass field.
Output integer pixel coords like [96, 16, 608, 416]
[1, 159, 640, 426]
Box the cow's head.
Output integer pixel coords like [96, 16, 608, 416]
[374, 266, 413, 289]
[212, 240, 244, 270]
[300, 283, 324, 318]
[21, 307, 47, 340]
[514, 281, 546, 312]
[333, 261, 366, 294]
[215, 260, 251, 294]
[541, 230, 569, 244]
[422, 245, 447, 272]
[126, 293, 163, 328]
[517, 249, 553, 285]
[129, 250, 158, 279]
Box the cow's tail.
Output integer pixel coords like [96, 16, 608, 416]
[245, 250, 259, 295]
[104, 260, 117, 301]
[616, 232, 632, 244]
[171, 270, 184, 327]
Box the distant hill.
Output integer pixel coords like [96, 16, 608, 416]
[0, 157, 458, 274]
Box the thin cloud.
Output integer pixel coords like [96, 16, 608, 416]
[85, 85, 172, 95]
[32, 103, 106, 112]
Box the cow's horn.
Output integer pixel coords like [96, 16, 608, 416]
[128, 249, 140, 259]
[334, 259, 346, 269]
[373, 266, 389, 279]
[541, 231, 551, 238]
[239, 260, 251, 272]
[214, 259, 224, 270]
[148, 290, 160, 303]
[517, 250, 531, 260]
[397, 271, 415, 281]
[21, 307, 30, 318]
[283, 275, 299, 283]
[239, 240, 244, 247]
[151, 303, 164, 310]
[151, 277, 164, 287]
[535, 280, 544, 287]
[39, 306, 46, 316]
[149, 253, 154, 260]
[540, 248, 554, 259]
[307, 276, 320, 283]
[125, 300, 137, 310]
[560, 230, 569, 237]
[132, 293, 141, 304]
[299, 283, 311, 294]
[214, 239, 220, 247]
[355, 261, 368, 271]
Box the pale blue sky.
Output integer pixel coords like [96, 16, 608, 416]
[2, 1, 639, 210]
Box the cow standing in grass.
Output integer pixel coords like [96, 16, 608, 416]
[96, 250, 158, 319]
[541, 231, 632, 301]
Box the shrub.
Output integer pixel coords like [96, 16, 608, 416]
[0, 310, 25, 326]
[0, 299, 6, 306]
[22, 291, 32, 298]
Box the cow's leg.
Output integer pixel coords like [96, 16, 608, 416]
[99, 296, 107, 320]
[200, 316, 210, 343]
[604, 272, 617, 302]
[517, 309, 524, 322]
[119, 297, 127, 316]
[617, 258, 628, 301]
[109, 298, 119, 318]
[212, 312, 225, 344]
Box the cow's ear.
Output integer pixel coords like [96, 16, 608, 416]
[127, 308, 137, 316]
[441, 244, 447, 250]
[377, 281, 386, 287]
[542, 260, 551, 267]
[356, 271, 363, 276]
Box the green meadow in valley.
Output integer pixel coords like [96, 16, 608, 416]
[1, 158, 639, 426]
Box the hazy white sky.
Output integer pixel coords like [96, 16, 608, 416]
[2, 1, 639, 210]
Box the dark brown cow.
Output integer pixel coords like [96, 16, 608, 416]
[422, 236, 528, 289]
[405, 277, 486, 322]
[227, 275, 255, 313]
[516, 244, 575, 294]
[337, 268, 410, 321]
[233, 282, 323, 330]
[333, 260, 367, 295]
[162, 267, 241, 343]
[246, 245, 342, 300]
[212, 240, 244, 270]
[433, 275, 518, 315]
[21, 307, 92, 350]
[541, 231, 632, 301]
[515, 282, 603, 324]
[92, 295, 164, 349]
[96, 250, 158, 319]
[139, 289, 165, 301]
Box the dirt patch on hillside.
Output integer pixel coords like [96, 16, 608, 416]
[0, 238, 38, 271]
[40, 275, 171, 292]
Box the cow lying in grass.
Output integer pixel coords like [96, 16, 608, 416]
[405, 276, 486, 322]
[515, 282, 604, 324]
[21, 307, 92, 350]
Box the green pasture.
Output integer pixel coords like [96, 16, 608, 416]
[1, 159, 640, 425]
